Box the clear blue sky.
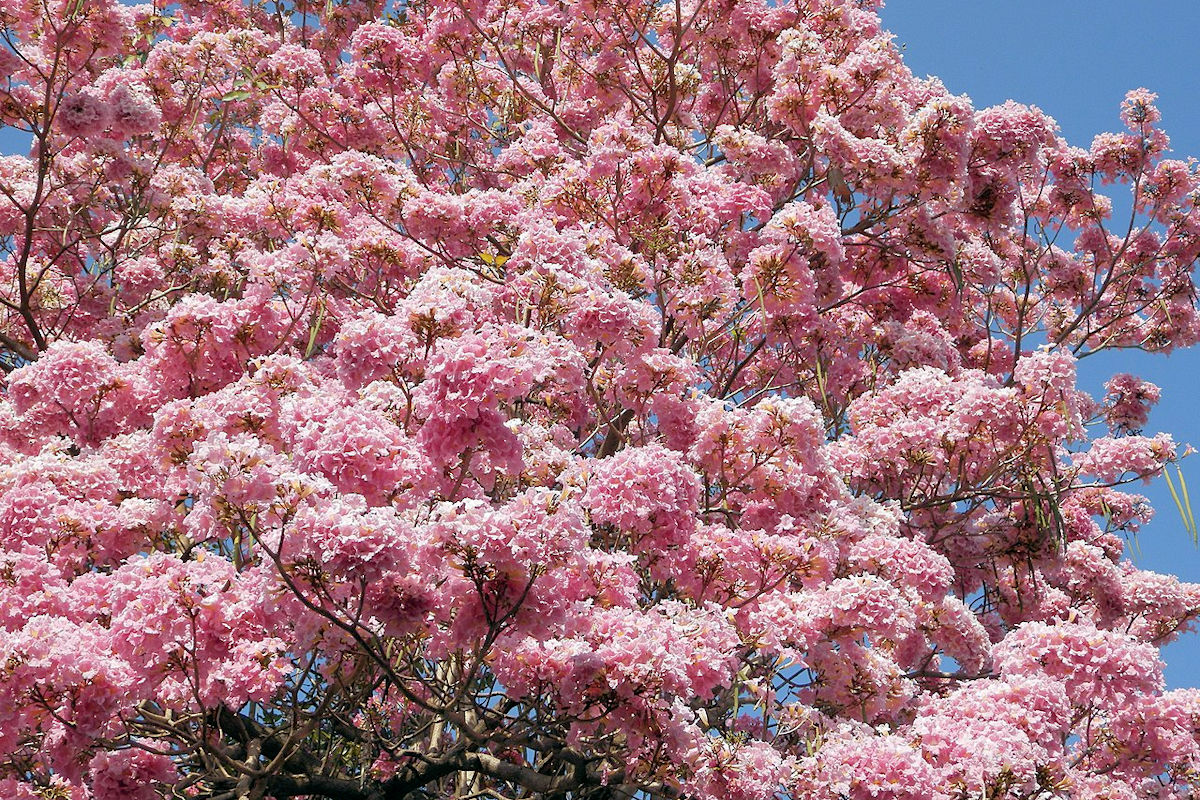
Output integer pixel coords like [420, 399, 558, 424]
[880, 1, 1200, 688]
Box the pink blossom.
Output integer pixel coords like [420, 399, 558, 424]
[57, 90, 111, 137]
[1103, 373, 1162, 433]
[581, 443, 700, 552]
[799, 732, 940, 800]
[89, 748, 177, 800]
[1076, 434, 1176, 482]
[993, 621, 1163, 709]
[687, 738, 790, 800]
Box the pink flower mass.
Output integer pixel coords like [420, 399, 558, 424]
[0, 0, 1199, 797]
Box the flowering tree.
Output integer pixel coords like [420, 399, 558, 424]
[3, 0, 1200, 797]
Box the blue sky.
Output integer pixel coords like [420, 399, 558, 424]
[880, 1, 1200, 688]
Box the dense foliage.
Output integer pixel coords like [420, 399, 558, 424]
[2, 0, 1200, 797]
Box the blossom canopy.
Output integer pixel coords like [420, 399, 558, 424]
[0, 0, 1199, 798]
